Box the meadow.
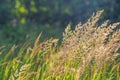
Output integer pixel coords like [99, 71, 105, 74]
[0, 10, 120, 80]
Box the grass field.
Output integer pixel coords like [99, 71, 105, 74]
[0, 10, 120, 80]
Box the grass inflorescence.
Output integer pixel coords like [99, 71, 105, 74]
[0, 10, 120, 80]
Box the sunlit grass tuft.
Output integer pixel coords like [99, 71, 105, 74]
[0, 10, 120, 80]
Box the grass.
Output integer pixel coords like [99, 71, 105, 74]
[0, 10, 120, 80]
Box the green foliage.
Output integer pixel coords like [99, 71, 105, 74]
[11, 0, 119, 24]
[0, 0, 14, 24]
[0, 23, 63, 45]
[0, 0, 120, 46]
[0, 0, 119, 25]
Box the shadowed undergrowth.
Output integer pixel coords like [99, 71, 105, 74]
[0, 10, 120, 80]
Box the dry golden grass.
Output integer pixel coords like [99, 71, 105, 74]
[51, 10, 120, 79]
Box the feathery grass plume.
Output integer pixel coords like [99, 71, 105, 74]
[52, 10, 120, 79]
[34, 33, 42, 48]
[10, 64, 31, 80]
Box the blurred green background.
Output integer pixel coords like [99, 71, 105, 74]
[0, 0, 120, 45]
